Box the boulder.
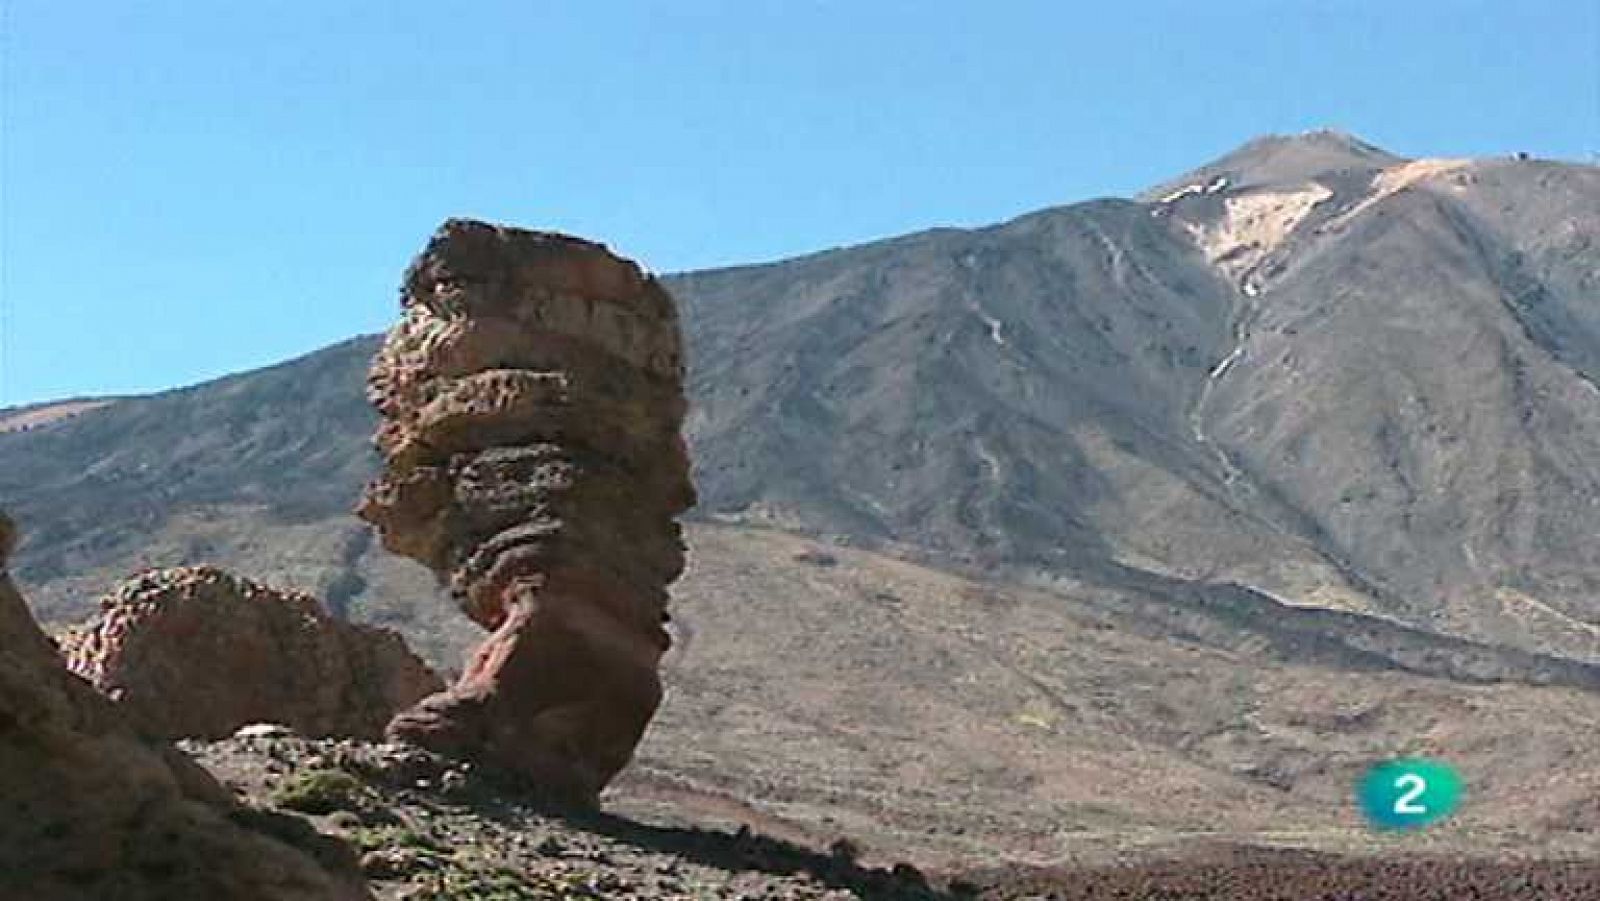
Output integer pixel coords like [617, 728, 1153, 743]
[60, 566, 442, 741]
[359, 219, 695, 804]
[0, 510, 371, 900]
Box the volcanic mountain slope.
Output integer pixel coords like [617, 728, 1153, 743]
[677, 130, 1600, 661]
[1157, 135, 1600, 658]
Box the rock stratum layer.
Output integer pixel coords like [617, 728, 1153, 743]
[358, 219, 695, 804]
[60, 566, 442, 740]
[0, 511, 370, 900]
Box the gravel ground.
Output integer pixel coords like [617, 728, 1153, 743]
[966, 847, 1600, 900]
[182, 732, 951, 900]
[181, 732, 1600, 900]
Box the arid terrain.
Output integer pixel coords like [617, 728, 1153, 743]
[174, 731, 1600, 900]
[4, 132, 1599, 896]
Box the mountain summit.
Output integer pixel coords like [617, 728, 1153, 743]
[1141, 128, 1405, 199]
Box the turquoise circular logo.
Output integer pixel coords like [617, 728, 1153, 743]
[1357, 758, 1464, 831]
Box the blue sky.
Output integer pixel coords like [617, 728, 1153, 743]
[2, 1, 1595, 405]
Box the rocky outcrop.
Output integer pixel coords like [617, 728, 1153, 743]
[358, 219, 694, 804]
[59, 566, 441, 741]
[0, 511, 371, 900]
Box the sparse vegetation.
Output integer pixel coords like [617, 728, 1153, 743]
[269, 768, 368, 815]
[405, 868, 597, 901]
[347, 824, 438, 855]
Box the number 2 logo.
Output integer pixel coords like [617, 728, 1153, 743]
[1392, 773, 1428, 815]
[1358, 759, 1462, 830]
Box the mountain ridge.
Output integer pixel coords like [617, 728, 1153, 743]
[6, 135, 1599, 666]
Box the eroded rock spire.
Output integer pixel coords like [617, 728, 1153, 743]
[358, 219, 694, 804]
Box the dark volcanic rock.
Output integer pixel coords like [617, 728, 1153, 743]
[0, 511, 371, 901]
[359, 219, 695, 804]
[59, 566, 442, 740]
[968, 845, 1600, 900]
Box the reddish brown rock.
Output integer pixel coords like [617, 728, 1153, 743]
[358, 219, 695, 804]
[0, 511, 371, 900]
[59, 566, 442, 741]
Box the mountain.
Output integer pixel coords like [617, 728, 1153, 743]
[677, 132, 1600, 662]
[1139, 129, 1402, 201]
[3, 132, 1599, 863]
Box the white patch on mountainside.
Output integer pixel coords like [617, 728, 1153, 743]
[1191, 330, 1250, 487]
[972, 302, 1008, 347]
[1496, 587, 1600, 643]
[974, 436, 1003, 485]
[1181, 180, 1343, 477]
[1207, 342, 1246, 381]
[1157, 175, 1230, 204]
[1328, 158, 1471, 230]
[1174, 158, 1472, 293]
[1182, 185, 1333, 288]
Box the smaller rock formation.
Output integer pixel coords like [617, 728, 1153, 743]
[60, 566, 441, 741]
[359, 219, 695, 804]
[0, 511, 372, 900]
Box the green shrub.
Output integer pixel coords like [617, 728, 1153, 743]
[269, 769, 367, 815]
[407, 869, 561, 901]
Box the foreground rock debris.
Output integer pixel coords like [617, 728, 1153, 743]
[359, 219, 696, 804]
[59, 566, 442, 740]
[188, 733, 952, 901]
[184, 731, 1600, 901]
[0, 511, 371, 900]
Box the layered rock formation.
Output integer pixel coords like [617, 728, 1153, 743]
[0, 511, 371, 900]
[59, 566, 442, 740]
[358, 219, 695, 804]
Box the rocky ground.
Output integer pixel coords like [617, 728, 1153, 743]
[184, 730, 1600, 900]
[183, 730, 950, 901]
[968, 851, 1600, 901]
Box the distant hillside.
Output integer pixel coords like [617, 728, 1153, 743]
[676, 133, 1600, 662]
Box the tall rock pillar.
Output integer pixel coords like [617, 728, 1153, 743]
[359, 219, 694, 805]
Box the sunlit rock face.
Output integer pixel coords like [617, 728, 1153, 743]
[59, 566, 442, 741]
[359, 219, 694, 804]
